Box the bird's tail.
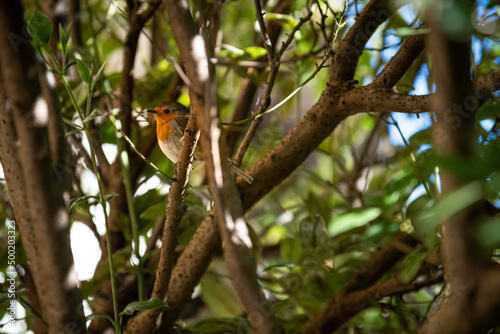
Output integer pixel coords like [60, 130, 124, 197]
[227, 159, 254, 184]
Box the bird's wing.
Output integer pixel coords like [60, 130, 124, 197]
[173, 116, 188, 138]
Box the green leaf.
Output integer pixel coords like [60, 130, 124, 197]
[140, 202, 166, 220]
[94, 61, 106, 81]
[391, 27, 430, 37]
[69, 195, 99, 211]
[62, 117, 83, 129]
[220, 44, 245, 58]
[82, 109, 102, 124]
[265, 13, 299, 29]
[103, 192, 119, 202]
[416, 182, 483, 237]
[477, 105, 500, 121]
[400, 250, 426, 284]
[364, 222, 399, 241]
[280, 237, 302, 264]
[328, 208, 382, 236]
[476, 215, 500, 247]
[91, 61, 107, 92]
[59, 22, 72, 53]
[64, 22, 73, 47]
[65, 61, 77, 72]
[244, 46, 267, 59]
[58, 23, 65, 51]
[263, 262, 296, 271]
[77, 59, 92, 84]
[185, 317, 250, 333]
[119, 297, 167, 316]
[29, 11, 52, 48]
[200, 276, 243, 317]
[86, 312, 115, 326]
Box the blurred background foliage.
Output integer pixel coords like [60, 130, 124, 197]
[0, 0, 499, 333]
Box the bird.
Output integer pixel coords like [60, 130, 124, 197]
[147, 101, 254, 184]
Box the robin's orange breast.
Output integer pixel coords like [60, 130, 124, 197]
[155, 114, 178, 142]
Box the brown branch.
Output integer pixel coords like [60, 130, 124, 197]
[342, 232, 419, 294]
[339, 72, 500, 116]
[329, 0, 392, 86]
[474, 70, 500, 100]
[371, 33, 426, 88]
[301, 232, 420, 332]
[165, 1, 281, 332]
[69, 0, 83, 46]
[302, 270, 444, 334]
[226, 0, 290, 155]
[420, 16, 500, 334]
[340, 87, 432, 114]
[124, 104, 199, 334]
[137, 0, 162, 26]
[124, 1, 203, 332]
[158, 213, 220, 329]
[233, 6, 313, 165]
[254, 0, 275, 63]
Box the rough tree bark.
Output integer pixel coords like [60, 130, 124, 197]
[419, 11, 500, 334]
[126, 0, 281, 333]
[0, 1, 86, 333]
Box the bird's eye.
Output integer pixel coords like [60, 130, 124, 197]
[164, 108, 170, 114]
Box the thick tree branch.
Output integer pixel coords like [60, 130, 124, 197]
[372, 33, 426, 88]
[342, 232, 419, 294]
[340, 87, 431, 114]
[420, 16, 500, 334]
[124, 81, 200, 334]
[0, 1, 85, 332]
[162, 1, 281, 333]
[125, 111, 199, 334]
[339, 72, 500, 115]
[302, 232, 419, 332]
[329, 0, 392, 86]
[303, 270, 444, 333]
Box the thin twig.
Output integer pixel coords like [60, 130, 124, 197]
[226, 6, 345, 130]
[115, 125, 173, 181]
[233, 6, 315, 165]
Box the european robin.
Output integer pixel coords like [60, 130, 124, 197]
[147, 101, 254, 183]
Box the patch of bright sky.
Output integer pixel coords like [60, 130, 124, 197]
[89, 203, 107, 235]
[136, 175, 166, 197]
[0, 307, 29, 333]
[102, 143, 118, 164]
[70, 222, 102, 281]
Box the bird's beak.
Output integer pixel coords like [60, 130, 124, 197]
[146, 109, 156, 114]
